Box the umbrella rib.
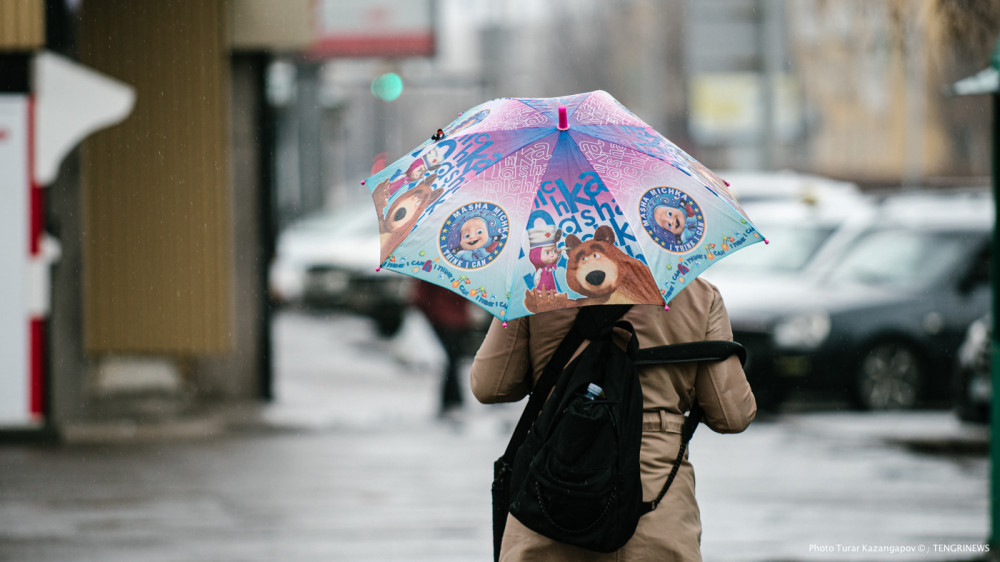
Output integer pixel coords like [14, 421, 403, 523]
[570, 126, 757, 223]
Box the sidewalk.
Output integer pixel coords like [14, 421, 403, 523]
[0, 309, 992, 561]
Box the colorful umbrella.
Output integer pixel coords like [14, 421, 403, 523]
[363, 90, 765, 323]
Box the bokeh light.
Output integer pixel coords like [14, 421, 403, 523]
[370, 152, 388, 175]
[370, 73, 404, 101]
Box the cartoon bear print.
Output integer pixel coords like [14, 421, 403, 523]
[563, 225, 663, 306]
[376, 173, 442, 263]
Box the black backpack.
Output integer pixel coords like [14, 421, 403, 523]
[491, 305, 745, 558]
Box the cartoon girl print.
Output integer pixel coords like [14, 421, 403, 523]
[439, 203, 509, 269]
[385, 157, 432, 197]
[654, 203, 697, 245]
[456, 217, 492, 261]
[639, 186, 706, 253]
[527, 224, 562, 293]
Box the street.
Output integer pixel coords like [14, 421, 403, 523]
[0, 308, 991, 561]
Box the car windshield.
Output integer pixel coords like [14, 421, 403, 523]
[710, 222, 836, 275]
[292, 205, 376, 239]
[823, 228, 973, 289]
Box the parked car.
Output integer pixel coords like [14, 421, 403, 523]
[954, 313, 991, 423]
[724, 189, 992, 411]
[702, 177, 875, 409]
[268, 203, 411, 336]
[703, 192, 875, 289]
[717, 169, 863, 206]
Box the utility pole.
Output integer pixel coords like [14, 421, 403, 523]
[759, 0, 783, 170]
[991, 32, 1000, 552]
[948, 30, 1000, 551]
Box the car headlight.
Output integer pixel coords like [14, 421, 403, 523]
[958, 317, 990, 370]
[773, 312, 831, 350]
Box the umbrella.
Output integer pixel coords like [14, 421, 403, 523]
[363, 90, 765, 323]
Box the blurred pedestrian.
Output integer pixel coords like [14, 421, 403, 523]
[470, 278, 756, 560]
[411, 281, 474, 416]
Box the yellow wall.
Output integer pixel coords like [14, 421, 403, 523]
[78, 1, 233, 354]
[0, 0, 44, 49]
[786, 0, 961, 183]
[229, 0, 315, 51]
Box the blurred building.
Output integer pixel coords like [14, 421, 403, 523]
[309, 0, 997, 210]
[785, 0, 998, 186]
[0, 0, 289, 436]
[1, 0, 995, 437]
[0, 0, 449, 438]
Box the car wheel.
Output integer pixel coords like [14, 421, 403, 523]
[373, 311, 404, 338]
[855, 342, 922, 410]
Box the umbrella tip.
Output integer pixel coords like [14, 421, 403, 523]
[557, 105, 569, 131]
[361, 179, 366, 186]
[502, 321, 508, 328]
[664, 304, 669, 311]
[375, 266, 381, 272]
[764, 238, 770, 245]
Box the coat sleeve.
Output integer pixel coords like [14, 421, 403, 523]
[469, 317, 532, 404]
[694, 286, 757, 433]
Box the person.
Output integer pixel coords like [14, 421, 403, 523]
[526, 225, 563, 293]
[411, 280, 474, 416]
[470, 277, 756, 561]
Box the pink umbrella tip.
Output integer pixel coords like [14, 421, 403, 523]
[360, 180, 366, 185]
[502, 321, 508, 328]
[375, 266, 381, 272]
[664, 305, 670, 311]
[764, 238, 770, 245]
[557, 105, 569, 131]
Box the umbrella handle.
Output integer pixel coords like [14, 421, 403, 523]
[557, 105, 569, 131]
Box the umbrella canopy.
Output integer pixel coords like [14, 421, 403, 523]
[364, 90, 765, 322]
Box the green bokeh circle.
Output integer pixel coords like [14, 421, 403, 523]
[371, 73, 404, 101]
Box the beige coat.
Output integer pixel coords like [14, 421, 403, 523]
[470, 278, 756, 561]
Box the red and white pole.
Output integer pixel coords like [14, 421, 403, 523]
[0, 93, 36, 427]
[27, 96, 45, 420]
[0, 52, 134, 430]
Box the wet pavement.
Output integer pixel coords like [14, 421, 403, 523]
[0, 309, 992, 561]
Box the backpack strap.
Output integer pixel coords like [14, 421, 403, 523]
[635, 340, 746, 367]
[635, 339, 746, 514]
[500, 305, 631, 463]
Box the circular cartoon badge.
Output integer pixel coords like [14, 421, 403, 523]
[638, 186, 706, 253]
[439, 202, 510, 269]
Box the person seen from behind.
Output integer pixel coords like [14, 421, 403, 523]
[411, 280, 474, 417]
[469, 278, 756, 560]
